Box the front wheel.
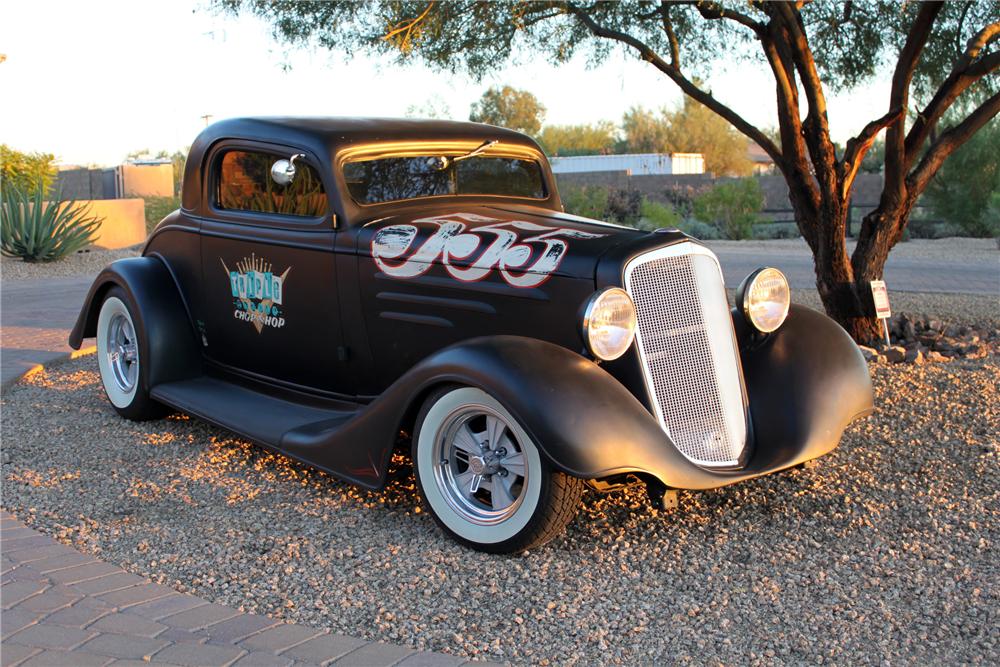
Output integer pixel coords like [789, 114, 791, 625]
[96, 287, 165, 421]
[413, 386, 583, 553]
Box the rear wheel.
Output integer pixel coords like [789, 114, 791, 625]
[413, 386, 583, 553]
[96, 287, 165, 421]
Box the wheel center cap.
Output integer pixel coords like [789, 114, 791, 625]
[468, 456, 486, 475]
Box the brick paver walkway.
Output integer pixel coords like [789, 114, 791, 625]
[1, 511, 477, 667]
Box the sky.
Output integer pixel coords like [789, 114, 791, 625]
[1, 0, 894, 167]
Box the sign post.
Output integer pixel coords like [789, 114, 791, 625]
[870, 280, 892, 348]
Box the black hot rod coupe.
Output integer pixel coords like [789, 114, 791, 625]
[71, 117, 873, 552]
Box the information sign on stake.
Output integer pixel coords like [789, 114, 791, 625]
[870, 280, 892, 348]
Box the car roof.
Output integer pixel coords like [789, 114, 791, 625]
[182, 116, 546, 213]
[198, 116, 536, 152]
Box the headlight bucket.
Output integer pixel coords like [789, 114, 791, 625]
[581, 287, 637, 361]
[737, 267, 790, 334]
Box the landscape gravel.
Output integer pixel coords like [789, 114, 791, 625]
[3, 349, 997, 664]
[1, 246, 141, 281]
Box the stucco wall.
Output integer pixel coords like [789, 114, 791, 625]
[84, 198, 146, 249]
[121, 164, 173, 198]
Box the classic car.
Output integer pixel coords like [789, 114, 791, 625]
[70, 117, 874, 553]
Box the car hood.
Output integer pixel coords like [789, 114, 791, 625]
[357, 202, 654, 283]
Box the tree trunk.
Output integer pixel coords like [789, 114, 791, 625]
[788, 182, 902, 346]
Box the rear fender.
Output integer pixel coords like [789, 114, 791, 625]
[69, 257, 201, 388]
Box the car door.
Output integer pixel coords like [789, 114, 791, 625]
[198, 141, 352, 396]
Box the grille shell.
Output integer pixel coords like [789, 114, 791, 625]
[624, 243, 748, 468]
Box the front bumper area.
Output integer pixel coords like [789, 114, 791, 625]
[605, 303, 874, 491]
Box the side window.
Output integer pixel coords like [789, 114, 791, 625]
[216, 149, 327, 218]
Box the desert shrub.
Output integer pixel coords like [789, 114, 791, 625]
[561, 185, 609, 220]
[640, 199, 682, 229]
[143, 195, 182, 233]
[693, 178, 763, 240]
[661, 184, 702, 218]
[606, 188, 643, 226]
[1, 186, 102, 262]
[752, 222, 800, 239]
[677, 219, 722, 240]
[1, 145, 57, 194]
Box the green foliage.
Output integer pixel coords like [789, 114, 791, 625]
[560, 185, 608, 221]
[639, 199, 681, 229]
[1, 145, 57, 194]
[537, 122, 617, 156]
[693, 178, 764, 240]
[143, 195, 182, 233]
[752, 222, 800, 240]
[1, 186, 102, 262]
[620, 107, 671, 153]
[676, 219, 722, 241]
[469, 85, 545, 135]
[924, 119, 1000, 238]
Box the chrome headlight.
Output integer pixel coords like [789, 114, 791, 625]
[737, 267, 790, 333]
[581, 288, 637, 361]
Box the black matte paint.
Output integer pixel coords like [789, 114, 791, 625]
[71, 117, 874, 495]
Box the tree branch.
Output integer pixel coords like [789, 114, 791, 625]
[907, 89, 1000, 195]
[770, 2, 839, 190]
[840, 106, 903, 200]
[564, 2, 782, 165]
[904, 21, 1000, 164]
[382, 1, 436, 52]
[882, 1, 944, 205]
[693, 0, 764, 35]
[658, 1, 680, 67]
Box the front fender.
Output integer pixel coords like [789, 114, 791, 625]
[69, 257, 201, 388]
[736, 303, 875, 472]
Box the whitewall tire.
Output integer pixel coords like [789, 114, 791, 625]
[413, 386, 583, 552]
[95, 288, 165, 421]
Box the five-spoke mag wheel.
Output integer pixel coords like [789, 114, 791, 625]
[414, 386, 584, 553]
[96, 288, 164, 421]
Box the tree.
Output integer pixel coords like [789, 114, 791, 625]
[622, 101, 751, 175]
[621, 106, 671, 153]
[469, 85, 545, 135]
[662, 97, 751, 176]
[537, 122, 617, 156]
[218, 0, 1000, 343]
[1, 145, 57, 194]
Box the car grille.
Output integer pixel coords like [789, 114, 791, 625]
[624, 243, 747, 468]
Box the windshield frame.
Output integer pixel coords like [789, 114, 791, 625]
[334, 140, 556, 212]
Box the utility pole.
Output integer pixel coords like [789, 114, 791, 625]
[200, 114, 213, 127]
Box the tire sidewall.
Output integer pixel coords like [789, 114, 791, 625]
[97, 292, 141, 410]
[414, 386, 546, 549]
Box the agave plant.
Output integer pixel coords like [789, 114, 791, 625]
[1, 185, 103, 262]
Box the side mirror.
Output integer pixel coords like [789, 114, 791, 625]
[271, 153, 305, 186]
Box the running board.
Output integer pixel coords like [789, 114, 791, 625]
[150, 377, 355, 449]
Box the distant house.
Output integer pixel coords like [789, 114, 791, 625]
[748, 142, 776, 175]
[549, 152, 705, 176]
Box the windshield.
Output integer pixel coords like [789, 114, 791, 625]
[343, 155, 547, 205]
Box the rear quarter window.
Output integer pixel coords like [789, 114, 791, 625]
[216, 150, 327, 218]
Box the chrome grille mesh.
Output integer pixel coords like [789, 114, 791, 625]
[625, 246, 747, 467]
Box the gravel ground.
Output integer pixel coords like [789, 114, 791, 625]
[1, 246, 141, 281]
[3, 348, 997, 664]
